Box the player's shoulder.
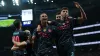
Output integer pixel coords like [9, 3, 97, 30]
[13, 31, 19, 36]
[48, 20, 55, 22]
[48, 20, 57, 25]
[49, 20, 56, 22]
[52, 20, 59, 24]
[68, 16, 74, 19]
[13, 30, 24, 36]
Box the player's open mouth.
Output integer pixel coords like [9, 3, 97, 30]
[43, 18, 47, 20]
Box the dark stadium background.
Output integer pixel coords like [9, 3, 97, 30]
[0, 0, 100, 56]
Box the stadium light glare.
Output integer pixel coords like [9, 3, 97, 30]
[51, 1, 53, 2]
[73, 23, 100, 30]
[74, 30, 100, 37]
[12, 0, 15, 6]
[12, 0, 14, 3]
[74, 41, 100, 46]
[15, 0, 19, 6]
[47, 0, 49, 2]
[1, 0, 5, 6]
[28, 0, 29, 2]
[8, 14, 12, 17]
[16, 3, 19, 6]
[30, 0, 33, 4]
[13, 4, 15, 6]
[34, 3, 36, 4]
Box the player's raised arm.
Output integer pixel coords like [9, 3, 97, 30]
[74, 2, 87, 24]
[11, 45, 19, 51]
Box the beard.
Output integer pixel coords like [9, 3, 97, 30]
[41, 20, 48, 24]
[64, 14, 68, 17]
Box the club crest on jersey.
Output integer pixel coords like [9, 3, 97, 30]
[48, 29, 52, 32]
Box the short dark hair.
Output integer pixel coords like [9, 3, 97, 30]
[13, 19, 21, 29]
[61, 7, 68, 11]
[56, 12, 61, 15]
[40, 13, 46, 16]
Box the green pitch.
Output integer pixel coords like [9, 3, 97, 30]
[0, 19, 15, 27]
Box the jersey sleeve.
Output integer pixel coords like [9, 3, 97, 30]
[71, 17, 79, 27]
[48, 20, 58, 26]
[32, 29, 37, 37]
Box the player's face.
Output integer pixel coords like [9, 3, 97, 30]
[56, 15, 62, 20]
[40, 13, 48, 23]
[61, 9, 69, 18]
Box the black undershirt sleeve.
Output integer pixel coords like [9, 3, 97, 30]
[72, 18, 80, 27]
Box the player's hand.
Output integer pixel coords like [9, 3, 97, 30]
[37, 25, 41, 31]
[74, 2, 81, 8]
[12, 37, 15, 43]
